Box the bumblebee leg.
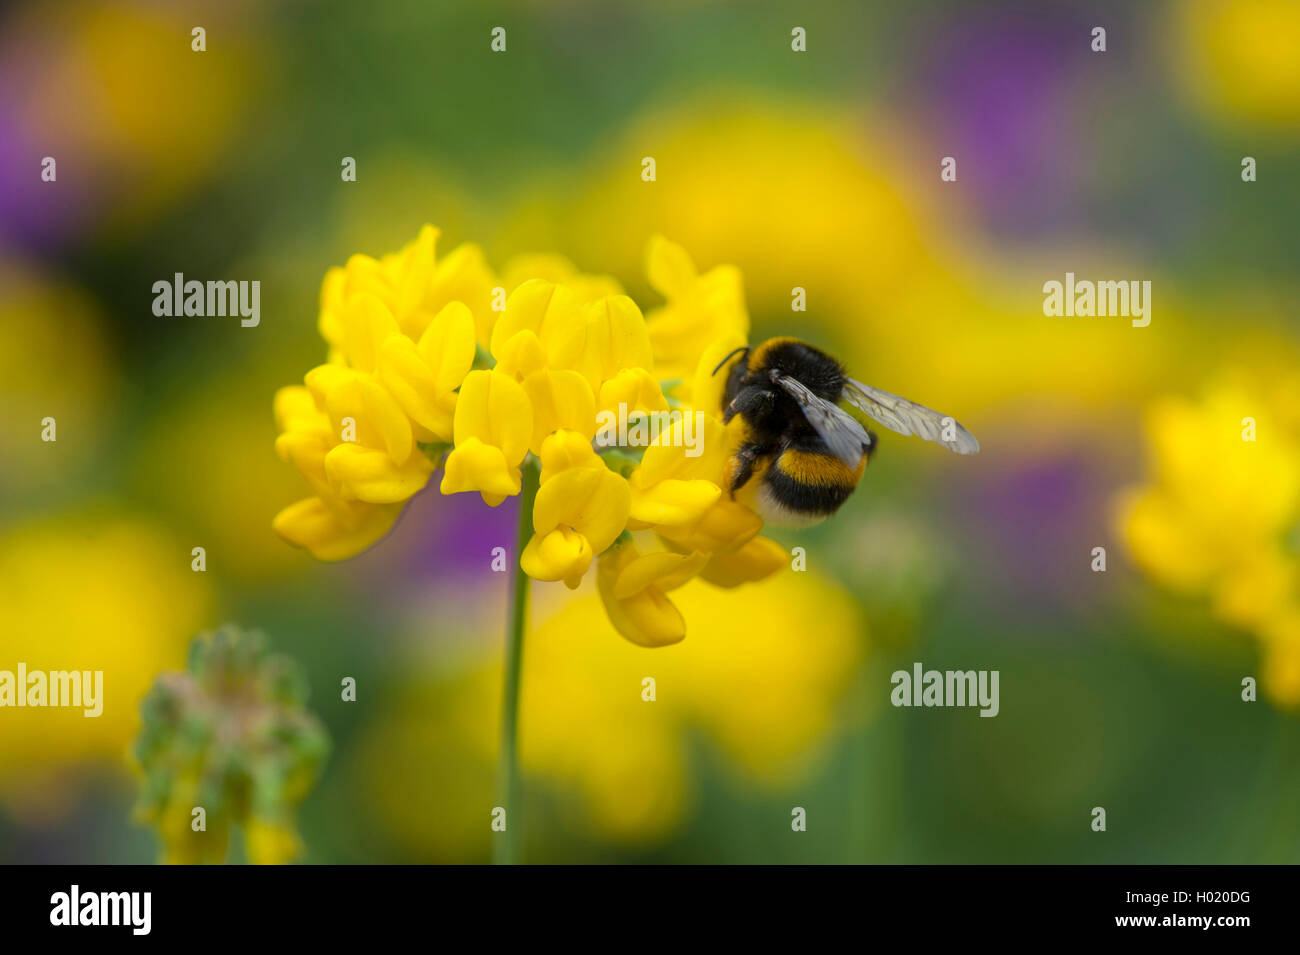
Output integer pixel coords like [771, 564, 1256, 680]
[728, 442, 769, 495]
[723, 385, 774, 424]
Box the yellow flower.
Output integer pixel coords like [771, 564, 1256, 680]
[276, 229, 496, 559]
[377, 300, 477, 442]
[501, 253, 624, 304]
[0, 516, 211, 822]
[354, 566, 864, 850]
[1116, 371, 1300, 705]
[275, 224, 787, 643]
[271, 496, 404, 563]
[522, 368, 596, 454]
[244, 817, 305, 867]
[489, 278, 584, 376]
[319, 224, 498, 351]
[0, 264, 117, 497]
[699, 535, 791, 587]
[644, 235, 749, 385]
[626, 413, 729, 527]
[440, 369, 533, 506]
[597, 367, 669, 421]
[537, 428, 607, 484]
[318, 369, 431, 503]
[597, 539, 708, 647]
[524, 466, 631, 588]
[272, 365, 429, 561]
[1171, 0, 1300, 130]
[569, 295, 656, 393]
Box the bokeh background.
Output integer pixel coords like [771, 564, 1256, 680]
[3, 0, 1300, 863]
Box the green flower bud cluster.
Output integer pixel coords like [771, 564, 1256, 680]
[131, 625, 329, 864]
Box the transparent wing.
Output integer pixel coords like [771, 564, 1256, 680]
[842, 378, 980, 455]
[773, 375, 872, 467]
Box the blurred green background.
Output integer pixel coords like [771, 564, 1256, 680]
[3, 0, 1300, 863]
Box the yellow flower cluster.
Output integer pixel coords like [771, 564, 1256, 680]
[274, 226, 787, 645]
[1116, 373, 1300, 704]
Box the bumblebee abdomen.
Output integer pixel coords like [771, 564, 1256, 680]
[757, 447, 866, 526]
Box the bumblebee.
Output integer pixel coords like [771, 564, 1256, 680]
[715, 337, 979, 526]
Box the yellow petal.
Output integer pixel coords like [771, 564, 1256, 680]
[440, 437, 521, 501]
[523, 368, 597, 454]
[303, 363, 354, 407]
[657, 499, 763, 553]
[490, 279, 582, 362]
[570, 295, 654, 390]
[274, 385, 329, 437]
[324, 443, 434, 503]
[538, 429, 605, 483]
[501, 253, 623, 304]
[452, 370, 533, 467]
[597, 368, 669, 418]
[698, 536, 788, 587]
[691, 332, 749, 416]
[494, 329, 550, 381]
[645, 262, 749, 382]
[324, 371, 415, 464]
[612, 549, 710, 599]
[533, 466, 630, 555]
[419, 300, 477, 393]
[272, 496, 403, 561]
[395, 224, 439, 320]
[427, 242, 498, 344]
[631, 413, 730, 488]
[275, 431, 332, 497]
[628, 478, 721, 526]
[339, 294, 400, 372]
[596, 541, 688, 648]
[341, 253, 393, 304]
[646, 234, 698, 300]
[521, 528, 593, 588]
[377, 335, 452, 440]
[320, 263, 346, 309]
[244, 817, 303, 866]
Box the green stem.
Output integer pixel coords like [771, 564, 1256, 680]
[495, 458, 539, 865]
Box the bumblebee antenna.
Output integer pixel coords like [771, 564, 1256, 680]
[711, 346, 749, 377]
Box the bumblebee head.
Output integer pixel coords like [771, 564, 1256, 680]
[711, 346, 750, 377]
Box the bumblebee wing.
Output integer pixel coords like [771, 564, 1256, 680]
[842, 378, 980, 454]
[773, 375, 872, 467]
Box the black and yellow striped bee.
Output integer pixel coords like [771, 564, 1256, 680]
[715, 337, 979, 526]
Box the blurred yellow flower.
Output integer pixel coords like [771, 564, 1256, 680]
[1116, 370, 1300, 705]
[544, 101, 1187, 430]
[274, 224, 787, 644]
[1171, 0, 1300, 130]
[0, 263, 117, 497]
[500, 254, 624, 304]
[6, 0, 259, 232]
[0, 516, 211, 821]
[644, 235, 750, 386]
[354, 567, 863, 853]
